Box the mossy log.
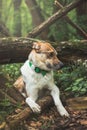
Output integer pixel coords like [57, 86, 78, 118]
[0, 37, 87, 64]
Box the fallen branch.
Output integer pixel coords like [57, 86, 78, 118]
[0, 37, 38, 64]
[6, 96, 53, 129]
[0, 37, 87, 64]
[67, 96, 87, 110]
[27, 0, 82, 37]
[0, 73, 25, 104]
[0, 89, 17, 105]
[0, 74, 54, 129]
[55, 0, 87, 39]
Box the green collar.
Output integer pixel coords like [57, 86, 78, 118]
[29, 62, 48, 76]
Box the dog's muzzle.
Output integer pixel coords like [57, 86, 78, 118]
[47, 61, 64, 70]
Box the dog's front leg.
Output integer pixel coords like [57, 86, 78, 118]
[25, 85, 41, 113]
[26, 97, 41, 113]
[50, 85, 69, 117]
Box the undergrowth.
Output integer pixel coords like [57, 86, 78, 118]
[55, 59, 87, 97]
[1, 59, 87, 97]
[0, 59, 87, 123]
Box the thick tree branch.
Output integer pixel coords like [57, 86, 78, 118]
[6, 96, 53, 129]
[55, 0, 87, 39]
[27, 0, 83, 38]
[67, 96, 87, 110]
[0, 37, 87, 64]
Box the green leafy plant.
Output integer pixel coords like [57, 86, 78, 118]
[1, 63, 22, 82]
[54, 59, 87, 97]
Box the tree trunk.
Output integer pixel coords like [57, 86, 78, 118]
[76, 0, 87, 34]
[25, 0, 49, 40]
[27, 0, 83, 38]
[0, 0, 2, 18]
[0, 37, 87, 64]
[0, 21, 10, 37]
[13, 0, 22, 37]
[55, 0, 87, 39]
[0, 1, 10, 37]
[53, 0, 69, 41]
[76, 0, 87, 16]
[25, 0, 44, 27]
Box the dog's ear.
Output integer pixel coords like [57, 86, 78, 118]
[32, 42, 41, 52]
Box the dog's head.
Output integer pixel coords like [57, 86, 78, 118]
[29, 42, 63, 71]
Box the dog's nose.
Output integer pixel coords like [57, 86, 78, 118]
[59, 61, 64, 68]
[53, 61, 64, 70]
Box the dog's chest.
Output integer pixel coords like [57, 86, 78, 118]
[28, 71, 52, 88]
[21, 60, 53, 87]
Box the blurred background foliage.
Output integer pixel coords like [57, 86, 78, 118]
[0, 0, 87, 40]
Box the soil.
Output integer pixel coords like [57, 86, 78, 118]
[24, 106, 87, 130]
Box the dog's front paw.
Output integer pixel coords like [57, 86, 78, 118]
[59, 109, 69, 117]
[26, 97, 41, 113]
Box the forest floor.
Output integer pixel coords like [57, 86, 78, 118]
[22, 105, 87, 130]
[0, 74, 87, 130]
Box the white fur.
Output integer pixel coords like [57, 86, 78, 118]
[21, 60, 69, 117]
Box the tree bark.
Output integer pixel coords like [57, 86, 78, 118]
[25, 0, 49, 40]
[25, 0, 44, 27]
[0, 89, 17, 105]
[0, 37, 33, 64]
[67, 96, 87, 110]
[76, 0, 87, 33]
[27, 0, 83, 38]
[0, 21, 10, 37]
[0, 73, 25, 103]
[76, 0, 87, 16]
[0, 0, 2, 18]
[0, 37, 87, 64]
[0, 74, 53, 129]
[6, 96, 53, 129]
[53, 0, 69, 41]
[55, 0, 87, 39]
[13, 0, 22, 37]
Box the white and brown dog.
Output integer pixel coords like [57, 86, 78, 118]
[20, 41, 69, 117]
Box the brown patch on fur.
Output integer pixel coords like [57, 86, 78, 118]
[33, 42, 57, 54]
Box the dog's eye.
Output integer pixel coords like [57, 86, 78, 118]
[48, 52, 54, 58]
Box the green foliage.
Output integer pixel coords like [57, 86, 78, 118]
[0, 98, 23, 122]
[0, 63, 22, 121]
[37, 0, 54, 18]
[21, 0, 32, 36]
[77, 15, 87, 31]
[1, 63, 22, 82]
[54, 60, 87, 97]
[0, 0, 87, 40]
[1, 0, 32, 36]
[0, 98, 14, 122]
